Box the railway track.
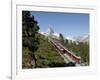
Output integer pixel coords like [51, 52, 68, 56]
[49, 39, 81, 65]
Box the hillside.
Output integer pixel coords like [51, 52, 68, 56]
[22, 33, 66, 68]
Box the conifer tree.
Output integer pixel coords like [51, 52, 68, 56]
[22, 11, 40, 68]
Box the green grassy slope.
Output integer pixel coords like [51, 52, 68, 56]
[34, 34, 66, 68]
[22, 33, 66, 68]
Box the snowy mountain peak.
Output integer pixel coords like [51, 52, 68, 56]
[46, 25, 54, 36]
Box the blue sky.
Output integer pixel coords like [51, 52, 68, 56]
[31, 11, 89, 38]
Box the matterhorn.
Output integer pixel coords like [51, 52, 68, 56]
[46, 25, 54, 36]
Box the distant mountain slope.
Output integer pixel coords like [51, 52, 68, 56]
[74, 33, 89, 43]
[40, 31, 89, 43]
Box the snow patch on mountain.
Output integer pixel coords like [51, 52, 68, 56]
[66, 37, 75, 42]
[53, 33, 59, 37]
[74, 33, 89, 42]
[39, 32, 59, 38]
